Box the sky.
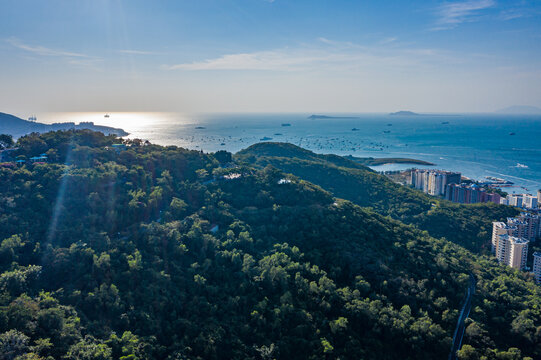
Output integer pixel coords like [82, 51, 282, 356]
[1, 0, 540, 114]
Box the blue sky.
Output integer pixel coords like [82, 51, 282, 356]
[1, 0, 540, 113]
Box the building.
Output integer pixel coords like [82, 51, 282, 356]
[537, 189, 541, 205]
[445, 183, 500, 204]
[501, 193, 539, 209]
[410, 169, 461, 197]
[533, 252, 541, 284]
[492, 222, 517, 253]
[523, 195, 538, 210]
[513, 213, 541, 241]
[495, 234, 529, 270]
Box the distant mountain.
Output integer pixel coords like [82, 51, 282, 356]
[307, 114, 360, 119]
[496, 105, 541, 115]
[0, 112, 128, 137]
[389, 111, 420, 116]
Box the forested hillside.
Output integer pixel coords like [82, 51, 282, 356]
[0, 131, 539, 359]
[235, 143, 519, 252]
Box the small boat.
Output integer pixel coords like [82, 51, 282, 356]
[387, 123, 392, 126]
[274, 133, 283, 136]
[260, 137, 273, 141]
[104, 114, 110, 118]
[516, 163, 528, 168]
[509, 132, 516, 135]
[281, 123, 291, 127]
[220, 143, 226, 146]
[195, 126, 206, 129]
[351, 128, 360, 131]
[28, 115, 37, 122]
[383, 130, 390, 133]
[441, 121, 449, 124]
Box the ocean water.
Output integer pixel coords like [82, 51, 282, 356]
[39, 112, 541, 193]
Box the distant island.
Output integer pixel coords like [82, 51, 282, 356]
[345, 155, 435, 166]
[0, 112, 128, 138]
[389, 111, 420, 116]
[496, 105, 541, 115]
[307, 114, 360, 119]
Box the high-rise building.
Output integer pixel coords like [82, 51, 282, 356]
[501, 194, 539, 209]
[410, 169, 461, 197]
[508, 237, 529, 270]
[495, 234, 529, 270]
[523, 195, 538, 209]
[445, 183, 500, 204]
[533, 252, 541, 284]
[492, 222, 518, 253]
[514, 213, 541, 241]
[537, 189, 541, 205]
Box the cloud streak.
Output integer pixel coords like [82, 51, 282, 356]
[118, 49, 159, 55]
[165, 40, 465, 72]
[434, 0, 495, 29]
[7, 38, 89, 58]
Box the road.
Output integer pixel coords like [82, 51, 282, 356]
[448, 273, 476, 360]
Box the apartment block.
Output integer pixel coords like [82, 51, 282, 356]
[533, 252, 541, 284]
[495, 234, 529, 270]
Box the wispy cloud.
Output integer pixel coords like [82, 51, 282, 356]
[433, 0, 495, 29]
[165, 39, 465, 72]
[6, 37, 89, 57]
[165, 50, 328, 71]
[118, 49, 159, 55]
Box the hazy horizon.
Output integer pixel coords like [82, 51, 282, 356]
[1, 1, 541, 114]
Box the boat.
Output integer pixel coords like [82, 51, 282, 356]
[220, 143, 226, 146]
[104, 114, 110, 118]
[281, 123, 291, 127]
[383, 130, 390, 133]
[274, 133, 283, 136]
[28, 115, 37, 122]
[351, 128, 359, 131]
[260, 137, 273, 141]
[441, 121, 449, 124]
[516, 163, 528, 168]
[387, 123, 392, 126]
[509, 132, 516, 135]
[195, 126, 206, 129]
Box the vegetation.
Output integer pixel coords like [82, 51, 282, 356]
[0, 132, 539, 359]
[343, 156, 435, 166]
[235, 142, 519, 252]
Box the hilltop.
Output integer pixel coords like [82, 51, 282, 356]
[0, 112, 128, 138]
[236, 142, 518, 252]
[0, 130, 537, 360]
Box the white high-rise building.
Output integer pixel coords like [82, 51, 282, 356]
[523, 195, 538, 210]
[495, 234, 529, 270]
[533, 252, 541, 284]
[508, 237, 529, 270]
[492, 222, 517, 253]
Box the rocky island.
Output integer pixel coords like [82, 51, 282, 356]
[307, 114, 360, 119]
[389, 111, 420, 116]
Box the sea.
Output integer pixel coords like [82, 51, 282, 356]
[37, 112, 541, 194]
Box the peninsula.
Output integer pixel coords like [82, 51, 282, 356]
[344, 155, 435, 166]
[0, 112, 128, 138]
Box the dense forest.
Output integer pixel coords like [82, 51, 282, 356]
[0, 131, 539, 359]
[235, 142, 519, 253]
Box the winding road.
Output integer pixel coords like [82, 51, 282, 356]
[448, 273, 476, 360]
